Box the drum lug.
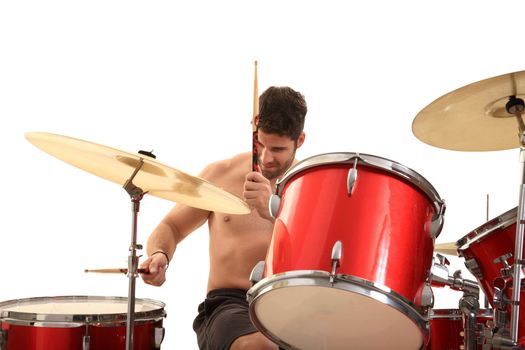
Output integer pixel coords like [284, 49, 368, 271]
[429, 213, 444, 239]
[83, 318, 90, 350]
[346, 157, 359, 195]
[428, 200, 446, 238]
[250, 260, 266, 285]
[330, 240, 343, 284]
[493, 253, 514, 278]
[0, 329, 6, 350]
[82, 335, 90, 350]
[464, 258, 484, 279]
[420, 283, 434, 307]
[269, 194, 281, 219]
[154, 327, 165, 348]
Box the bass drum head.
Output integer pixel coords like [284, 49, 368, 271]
[249, 277, 425, 350]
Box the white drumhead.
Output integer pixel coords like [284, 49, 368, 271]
[2, 298, 157, 314]
[252, 286, 423, 350]
[0, 296, 165, 324]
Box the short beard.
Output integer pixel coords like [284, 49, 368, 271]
[261, 149, 296, 180]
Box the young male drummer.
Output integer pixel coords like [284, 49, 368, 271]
[140, 86, 307, 350]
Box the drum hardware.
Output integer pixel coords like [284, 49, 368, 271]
[249, 260, 266, 285]
[154, 327, 165, 348]
[431, 254, 480, 295]
[346, 156, 359, 195]
[459, 291, 481, 350]
[431, 254, 486, 349]
[329, 240, 343, 284]
[269, 194, 281, 218]
[508, 96, 525, 345]
[122, 158, 148, 350]
[83, 317, 91, 350]
[494, 254, 514, 278]
[430, 203, 446, 239]
[0, 329, 6, 350]
[465, 257, 484, 279]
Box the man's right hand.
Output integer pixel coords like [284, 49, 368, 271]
[140, 253, 169, 286]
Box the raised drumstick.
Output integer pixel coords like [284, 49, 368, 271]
[252, 60, 260, 172]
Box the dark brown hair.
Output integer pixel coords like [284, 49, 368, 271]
[258, 86, 307, 141]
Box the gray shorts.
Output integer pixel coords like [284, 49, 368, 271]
[192, 288, 258, 350]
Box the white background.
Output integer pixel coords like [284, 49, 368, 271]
[1, 1, 525, 348]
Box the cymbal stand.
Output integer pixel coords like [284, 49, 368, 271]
[509, 96, 525, 345]
[123, 158, 147, 350]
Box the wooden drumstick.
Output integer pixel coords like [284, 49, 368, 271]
[252, 60, 260, 172]
[84, 268, 150, 274]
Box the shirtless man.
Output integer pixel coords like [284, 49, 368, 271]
[140, 86, 307, 350]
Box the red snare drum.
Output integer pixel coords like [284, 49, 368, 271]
[428, 309, 492, 350]
[457, 207, 525, 339]
[248, 153, 445, 350]
[0, 296, 166, 350]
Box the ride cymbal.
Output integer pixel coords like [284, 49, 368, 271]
[412, 70, 525, 151]
[25, 132, 250, 215]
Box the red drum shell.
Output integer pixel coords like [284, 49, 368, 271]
[0, 296, 165, 350]
[266, 155, 441, 305]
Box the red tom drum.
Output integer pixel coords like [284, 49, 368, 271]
[457, 207, 525, 340]
[0, 296, 166, 350]
[247, 152, 445, 350]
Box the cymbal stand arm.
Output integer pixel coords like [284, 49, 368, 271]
[123, 159, 146, 350]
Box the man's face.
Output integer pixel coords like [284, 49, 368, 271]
[257, 130, 304, 180]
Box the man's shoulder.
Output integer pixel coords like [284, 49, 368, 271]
[201, 152, 250, 180]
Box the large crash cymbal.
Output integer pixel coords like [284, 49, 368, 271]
[25, 132, 250, 215]
[413, 70, 525, 151]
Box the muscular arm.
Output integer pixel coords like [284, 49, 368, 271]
[141, 164, 218, 286]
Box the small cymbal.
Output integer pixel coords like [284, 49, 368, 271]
[412, 70, 525, 151]
[434, 241, 458, 256]
[25, 132, 250, 215]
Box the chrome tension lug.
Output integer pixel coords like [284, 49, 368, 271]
[329, 240, 343, 284]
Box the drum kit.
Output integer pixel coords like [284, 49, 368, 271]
[0, 70, 524, 350]
[246, 70, 525, 350]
